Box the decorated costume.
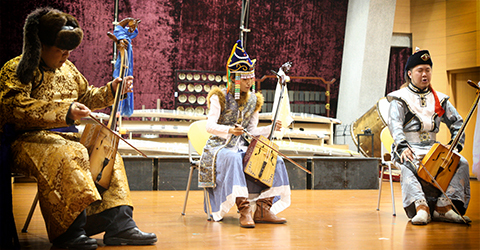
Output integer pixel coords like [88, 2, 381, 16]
[199, 40, 291, 227]
[386, 49, 470, 225]
[0, 8, 156, 248]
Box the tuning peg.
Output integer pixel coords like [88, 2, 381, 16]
[467, 80, 480, 89]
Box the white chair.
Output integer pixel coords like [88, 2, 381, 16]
[181, 120, 213, 220]
[376, 126, 397, 216]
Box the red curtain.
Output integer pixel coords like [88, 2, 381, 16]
[1, 0, 348, 116]
[385, 47, 412, 96]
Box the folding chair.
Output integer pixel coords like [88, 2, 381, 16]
[181, 120, 213, 220]
[376, 126, 397, 216]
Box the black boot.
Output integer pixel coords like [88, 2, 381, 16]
[104, 227, 157, 245]
[52, 210, 98, 249]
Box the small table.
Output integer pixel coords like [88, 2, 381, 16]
[357, 133, 374, 157]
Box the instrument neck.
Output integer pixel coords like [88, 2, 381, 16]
[107, 47, 129, 131]
[268, 79, 287, 140]
[450, 89, 480, 149]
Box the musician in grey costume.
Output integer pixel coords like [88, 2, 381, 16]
[387, 49, 471, 225]
[199, 40, 291, 228]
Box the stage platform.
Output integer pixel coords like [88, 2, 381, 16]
[88, 109, 378, 191]
[122, 155, 380, 191]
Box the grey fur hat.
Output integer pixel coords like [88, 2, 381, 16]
[16, 7, 83, 84]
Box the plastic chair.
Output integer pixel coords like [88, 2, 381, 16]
[376, 126, 397, 216]
[181, 120, 213, 220]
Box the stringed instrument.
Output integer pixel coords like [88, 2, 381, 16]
[243, 133, 279, 187]
[242, 62, 311, 187]
[80, 28, 136, 193]
[418, 80, 480, 191]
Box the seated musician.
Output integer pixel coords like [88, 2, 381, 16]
[0, 8, 156, 249]
[199, 40, 291, 228]
[386, 49, 471, 225]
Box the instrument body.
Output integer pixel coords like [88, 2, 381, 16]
[80, 124, 119, 190]
[243, 135, 278, 187]
[418, 143, 460, 191]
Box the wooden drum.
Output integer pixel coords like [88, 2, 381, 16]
[350, 97, 390, 158]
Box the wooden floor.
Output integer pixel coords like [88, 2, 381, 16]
[11, 179, 480, 250]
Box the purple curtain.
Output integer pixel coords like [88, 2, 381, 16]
[385, 47, 412, 96]
[0, 0, 348, 117]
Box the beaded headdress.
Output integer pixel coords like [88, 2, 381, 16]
[226, 40, 256, 99]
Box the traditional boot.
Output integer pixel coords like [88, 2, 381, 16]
[236, 197, 255, 228]
[253, 197, 287, 224]
[433, 197, 471, 224]
[411, 199, 431, 225]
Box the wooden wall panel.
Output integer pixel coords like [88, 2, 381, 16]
[410, 0, 450, 144]
[446, 1, 477, 70]
[393, 0, 410, 33]
[449, 69, 480, 175]
[407, 0, 479, 174]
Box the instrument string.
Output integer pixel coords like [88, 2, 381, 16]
[242, 128, 311, 174]
[88, 114, 147, 157]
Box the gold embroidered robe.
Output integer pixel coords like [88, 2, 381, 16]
[0, 56, 133, 241]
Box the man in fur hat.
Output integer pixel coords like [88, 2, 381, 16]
[0, 7, 156, 249]
[386, 49, 471, 225]
[198, 40, 291, 228]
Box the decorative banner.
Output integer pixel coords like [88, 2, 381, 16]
[113, 20, 139, 117]
[271, 82, 294, 139]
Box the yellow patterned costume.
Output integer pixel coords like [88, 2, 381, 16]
[0, 56, 133, 241]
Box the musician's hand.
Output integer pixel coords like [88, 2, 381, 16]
[118, 39, 130, 50]
[68, 102, 91, 121]
[274, 120, 283, 132]
[111, 76, 134, 94]
[400, 148, 415, 163]
[229, 125, 244, 136]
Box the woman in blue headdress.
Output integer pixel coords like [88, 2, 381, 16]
[199, 40, 291, 228]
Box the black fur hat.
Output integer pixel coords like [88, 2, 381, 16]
[16, 7, 83, 84]
[404, 49, 433, 74]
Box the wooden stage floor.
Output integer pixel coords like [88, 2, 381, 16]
[11, 179, 480, 249]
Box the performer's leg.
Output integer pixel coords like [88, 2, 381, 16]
[253, 157, 289, 224]
[399, 162, 431, 224]
[432, 197, 471, 223]
[443, 157, 470, 213]
[11, 131, 100, 241]
[253, 197, 287, 224]
[399, 161, 425, 210]
[235, 197, 255, 228]
[433, 157, 471, 223]
[52, 210, 98, 249]
[255, 157, 291, 213]
[208, 149, 249, 222]
[84, 206, 136, 237]
[84, 205, 157, 245]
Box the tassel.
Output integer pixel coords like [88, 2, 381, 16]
[430, 86, 445, 117]
[252, 80, 255, 93]
[235, 74, 241, 99]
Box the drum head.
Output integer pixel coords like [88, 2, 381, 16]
[350, 97, 389, 158]
[376, 97, 390, 126]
